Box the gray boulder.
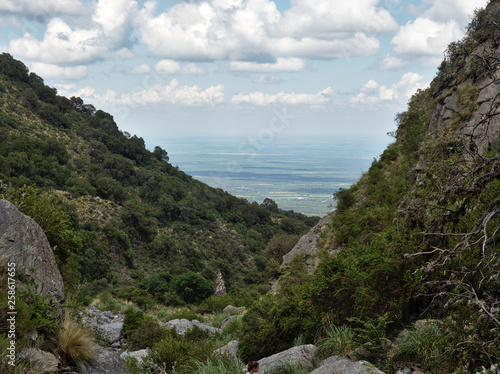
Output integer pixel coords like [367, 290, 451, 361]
[257, 344, 316, 373]
[18, 348, 60, 374]
[0, 199, 65, 315]
[79, 345, 130, 374]
[309, 356, 385, 374]
[161, 319, 222, 335]
[214, 340, 239, 360]
[120, 349, 149, 364]
[99, 322, 123, 344]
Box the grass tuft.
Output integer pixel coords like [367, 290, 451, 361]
[57, 313, 96, 366]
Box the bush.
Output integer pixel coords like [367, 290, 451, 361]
[171, 272, 213, 304]
[315, 325, 356, 360]
[123, 307, 144, 338]
[127, 316, 169, 350]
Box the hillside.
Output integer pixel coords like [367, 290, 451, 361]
[239, 2, 500, 372]
[0, 52, 318, 302]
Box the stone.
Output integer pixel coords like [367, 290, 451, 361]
[18, 348, 60, 374]
[98, 322, 123, 344]
[222, 305, 246, 314]
[310, 356, 385, 374]
[213, 269, 227, 296]
[120, 349, 150, 364]
[257, 344, 316, 374]
[0, 199, 65, 318]
[221, 315, 242, 330]
[79, 345, 130, 374]
[214, 340, 239, 360]
[161, 318, 222, 335]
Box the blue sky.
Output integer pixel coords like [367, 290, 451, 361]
[0, 0, 489, 141]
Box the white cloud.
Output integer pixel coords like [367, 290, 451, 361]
[378, 54, 409, 70]
[277, 0, 398, 38]
[0, 0, 85, 16]
[423, 0, 489, 23]
[31, 62, 87, 79]
[231, 87, 333, 106]
[135, 0, 395, 61]
[350, 72, 427, 105]
[108, 80, 225, 106]
[7, 0, 135, 65]
[154, 60, 207, 75]
[391, 18, 462, 56]
[390, 0, 488, 63]
[229, 58, 306, 73]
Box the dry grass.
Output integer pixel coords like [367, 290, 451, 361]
[57, 313, 96, 366]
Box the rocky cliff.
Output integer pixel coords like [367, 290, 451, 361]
[0, 199, 65, 311]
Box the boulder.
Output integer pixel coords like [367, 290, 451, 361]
[79, 345, 130, 374]
[120, 349, 149, 364]
[99, 322, 123, 344]
[309, 356, 385, 374]
[214, 340, 239, 360]
[161, 319, 222, 335]
[257, 344, 316, 373]
[0, 199, 65, 314]
[18, 348, 60, 374]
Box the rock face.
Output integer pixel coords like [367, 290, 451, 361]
[310, 356, 385, 374]
[223, 305, 245, 314]
[213, 269, 227, 296]
[257, 344, 316, 374]
[0, 199, 65, 310]
[81, 306, 125, 347]
[282, 214, 331, 271]
[79, 346, 130, 374]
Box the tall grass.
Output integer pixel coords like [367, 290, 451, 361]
[181, 356, 243, 374]
[315, 325, 356, 360]
[57, 313, 96, 366]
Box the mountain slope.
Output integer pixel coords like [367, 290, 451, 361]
[0, 52, 318, 299]
[239, 2, 500, 371]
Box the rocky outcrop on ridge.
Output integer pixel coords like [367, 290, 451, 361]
[160, 318, 222, 335]
[256, 344, 317, 373]
[0, 199, 65, 313]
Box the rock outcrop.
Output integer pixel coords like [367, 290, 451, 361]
[257, 344, 316, 373]
[79, 346, 130, 374]
[80, 306, 125, 348]
[160, 318, 222, 335]
[214, 340, 239, 360]
[213, 269, 227, 296]
[310, 356, 385, 374]
[18, 348, 60, 374]
[0, 199, 65, 313]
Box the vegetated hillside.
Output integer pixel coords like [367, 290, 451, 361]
[0, 52, 319, 303]
[239, 2, 500, 372]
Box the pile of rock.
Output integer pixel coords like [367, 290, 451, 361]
[80, 306, 125, 349]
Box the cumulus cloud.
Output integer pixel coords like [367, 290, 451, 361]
[390, 0, 488, 62]
[135, 0, 396, 61]
[107, 80, 225, 106]
[8, 0, 135, 65]
[0, 0, 85, 16]
[154, 60, 207, 75]
[31, 62, 87, 79]
[391, 18, 461, 56]
[350, 72, 427, 105]
[377, 54, 409, 70]
[126, 64, 152, 74]
[231, 87, 333, 106]
[229, 58, 306, 73]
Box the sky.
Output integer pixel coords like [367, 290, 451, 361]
[0, 0, 490, 142]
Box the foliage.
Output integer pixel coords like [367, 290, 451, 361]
[171, 272, 214, 304]
[181, 356, 243, 374]
[315, 324, 356, 360]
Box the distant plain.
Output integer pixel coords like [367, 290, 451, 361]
[150, 135, 392, 216]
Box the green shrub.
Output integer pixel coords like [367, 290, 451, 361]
[182, 356, 243, 374]
[127, 316, 169, 350]
[315, 325, 356, 360]
[171, 272, 213, 304]
[122, 307, 144, 338]
[150, 333, 193, 372]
